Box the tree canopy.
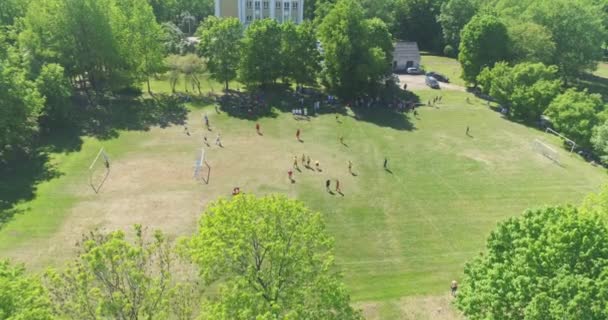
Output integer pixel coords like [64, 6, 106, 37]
[238, 19, 284, 86]
[318, 0, 393, 98]
[437, 0, 478, 56]
[458, 14, 510, 85]
[184, 194, 362, 320]
[456, 206, 608, 319]
[0, 260, 53, 320]
[197, 17, 242, 90]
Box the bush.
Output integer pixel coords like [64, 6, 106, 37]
[443, 44, 456, 57]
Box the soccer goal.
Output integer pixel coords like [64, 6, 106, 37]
[545, 128, 576, 153]
[89, 148, 111, 193]
[532, 139, 560, 164]
[194, 148, 211, 184]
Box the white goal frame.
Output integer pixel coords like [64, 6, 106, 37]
[532, 139, 560, 164]
[88, 147, 110, 193]
[194, 148, 211, 184]
[545, 127, 576, 153]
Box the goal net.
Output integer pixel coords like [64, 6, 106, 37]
[532, 139, 560, 164]
[545, 128, 576, 153]
[89, 148, 110, 193]
[194, 148, 210, 184]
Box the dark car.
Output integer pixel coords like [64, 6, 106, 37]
[406, 67, 424, 75]
[426, 72, 449, 83]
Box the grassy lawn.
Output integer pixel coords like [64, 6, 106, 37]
[420, 53, 466, 87]
[1, 70, 606, 318]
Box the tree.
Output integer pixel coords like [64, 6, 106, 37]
[591, 120, 608, 165]
[180, 53, 205, 94]
[184, 194, 362, 319]
[0, 260, 53, 320]
[239, 19, 283, 87]
[36, 63, 73, 127]
[437, 0, 478, 56]
[318, 0, 394, 98]
[581, 183, 608, 220]
[458, 14, 510, 85]
[477, 62, 562, 121]
[544, 89, 604, 149]
[527, 0, 606, 80]
[456, 206, 608, 320]
[45, 225, 193, 320]
[0, 55, 44, 163]
[0, 0, 30, 26]
[280, 21, 321, 86]
[393, 0, 445, 52]
[198, 17, 242, 90]
[506, 21, 555, 64]
[148, 0, 178, 22]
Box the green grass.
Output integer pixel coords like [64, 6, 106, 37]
[0, 67, 606, 317]
[420, 53, 466, 87]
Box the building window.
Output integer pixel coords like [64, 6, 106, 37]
[263, 1, 269, 9]
[254, 1, 260, 9]
[276, 1, 281, 8]
[246, 15, 252, 21]
[292, 1, 298, 9]
[284, 2, 290, 9]
[247, 1, 252, 8]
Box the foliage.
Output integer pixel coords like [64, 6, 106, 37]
[45, 225, 186, 320]
[0, 54, 44, 163]
[21, 0, 164, 93]
[393, 0, 445, 52]
[280, 21, 322, 86]
[238, 19, 283, 86]
[0, 260, 53, 320]
[591, 120, 608, 165]
[458, 14, 510, 85]
[198, 17, 242, 90]
[477, 62, 562, 121]
[506, 21, 555, 64]
[437, 0, 478, 54]
[36, 63, 73, 126]
[318, 0, 394, 98]
[581, 183, 608, 220]
[184, 194, 362, 320]
[164, 54, 205, 93]
[544, 89, 605, 149]
[526, 0, 606, 80]
[0, 0, 30, 26]
[456, 206, 608, 320]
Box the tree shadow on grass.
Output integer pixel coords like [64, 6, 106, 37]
[575, 74, 608, 102]
[0, 152, 62, 230]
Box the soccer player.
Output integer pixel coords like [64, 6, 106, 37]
[466, 126, 470, 136]
[215, 133, 221, 146]
[383, 157, 388, 169]
[325, 179, 330, 192]
[288, 170, 293, 181]
[335, 179, 341, 193]
[293, 156, 298, 169]
[296, 129, 301, 141]
[307, 156, 311, 167]
[451, 280, 458, 297]
[256, 123, 260, 134]
[301, 154, 306, 165]
[315, 160, 320, 170]
[348, 160, 352, 173]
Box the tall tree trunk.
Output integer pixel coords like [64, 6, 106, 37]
[225, 79, 229, 91]
[147, 77, 152, 95]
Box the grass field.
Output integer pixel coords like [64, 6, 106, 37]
[1, 63, 606, 318]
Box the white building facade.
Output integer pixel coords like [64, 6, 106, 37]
[215, 0, 305, 25]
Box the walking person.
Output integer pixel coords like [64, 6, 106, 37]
[293, 156, 298, 169]
[383, 157, 388, 169]
[301, 154, 306, 166]
[315, 160, 320, 171]
[335, 179, 341, 193]
[451, 280, 458, 297]
[307, 156, 311, 167]
[325, 179, 331, 192]
[288, 170, 293, 182]
[296, 129, 301, 141]
[203, 135, 209, 146]
[466, 126, 470, 136]
[348, 160, 352, 174]
[204, 113, 209, 129]
[215, 133, 222, 146]
[339, 135, 344, 145]
[256, 123, 260, 134]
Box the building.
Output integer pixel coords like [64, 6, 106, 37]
[215, 0, 305, 25]
[393, 42, 421, 72]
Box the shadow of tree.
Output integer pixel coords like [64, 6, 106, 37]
[0, 152, 62, 229]
[575, 74, 608, 102]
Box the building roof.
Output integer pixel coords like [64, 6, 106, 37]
[394, 42, 420, 59]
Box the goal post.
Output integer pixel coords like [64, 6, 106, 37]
[88, 147, 111, 193]
[532, 139, 560, 164]
[545, 127, 576, 153]
[194, 148, 211, 184]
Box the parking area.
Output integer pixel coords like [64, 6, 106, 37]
[395, 74, 466, 92]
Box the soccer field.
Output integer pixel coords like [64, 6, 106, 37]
[0, 86, 605, 318]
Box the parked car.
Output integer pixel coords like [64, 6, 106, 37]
[425, 76, 440, 89]
[406, 67, 424, 75]
[426, 72, 449, 83]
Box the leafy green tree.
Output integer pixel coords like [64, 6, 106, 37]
[477, 62, 562, 121]
[280, 21, 321, 86]
[318, 0, 393, 98]
[46, 225, 193, 320]
[581, 183, 608, 220]
[184, 194, 362, 320]
[591, 120, 608, 165]
[0, 55, 44, 163]
[437, 0, 478, 56]
[239, 19, 283, 87]
[544, 89, 604, 149]
[393, 0, 445, 52]
[148, 0, 178, 22]
[527, 0, 606, 80]
[507, 21, 555, 64]
[458, 14, 510, 85]
[0, 0, 30, 26]
[0, 260, 53, 320]
[456, 206, 608, 320]
[198, 17, 242, 90]
[36, 63, 73, 127]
